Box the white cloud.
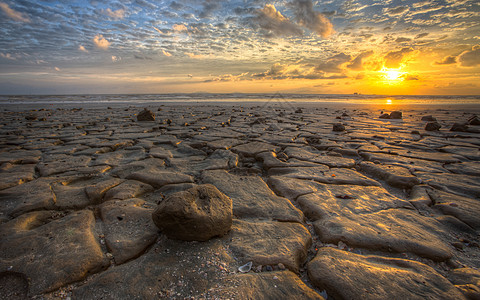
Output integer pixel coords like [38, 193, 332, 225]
[0, 2, 30, 22]
[254, 4, 303, 37]
[54, 67, 61, 71]
[78, 45, 88, 53]
[173, 24, 188, 33]
[290, 0, 334, 38]
[111, 56, 121, 62]
[162, 50, 172, 57]
[93, 34, 110, 50]
[103, 8, 125, 20]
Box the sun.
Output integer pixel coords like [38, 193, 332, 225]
[382, 68, 405, 81]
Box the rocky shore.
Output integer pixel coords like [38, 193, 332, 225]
[0, 102, 479, 299]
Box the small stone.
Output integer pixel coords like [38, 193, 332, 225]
[137, 108, 155, 121]
[450, 123, 468, 132]
[411, 130, 421, 135]
[295, 108, 303, 113]
[468, 115, 480, 125]
[421, 115, 437, 121]
[389, 111, 402, 119]
[255, 265, 263, 273]
[238, 261, 253, 273]
[451, 242, 464, 250]
[278, 263, 286, 270]
[265, 265, 273, 272]
[332, 123, 345, 132]
[425, 122, 441, 131]
[379, 113, 390, 119]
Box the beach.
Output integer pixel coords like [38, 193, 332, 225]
[1, 97, 480, 299]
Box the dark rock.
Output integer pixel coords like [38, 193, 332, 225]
[295, 108, 303, 113]
[468, 115, 480, 125]
[411, 130, 421, 135]
[425, 122, 441, 131]
[390, 111, 402, 119]
[332, 123, 345, 132]
[137, 109, 155, 121]
[25, 114, 37, 121]
[379, 113, 390, 119]
[152, 184, 233, 241]
[450, 123, 468, 132]
[421, 115, 437, 121]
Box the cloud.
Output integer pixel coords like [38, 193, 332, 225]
[54, 67, 61, 71]
[395, 37, 412, 43]
[78, 45, 88, 53]
[0, 2, 30, 22]
[111, 56, 121, 62]
[93, 35, 110, 50]
[434, 55, 457, 65]
[415, 33, 429, 39]
[185, 52, 205, 59]
[0, 52, 16, 60]
[173, 24, 188, 33]
[383, 6, 409, 16]
[289, 0, 334, 38]
[384, 47, 414, 68]
[347, 50, 374, 70]
[162, 50, 172, 57]
[103, 8, 125, 20]
[402, 74, 419, 80]
[458, 45, 480, 67]
[254, 4, 303, 37]
[316, 53, 352, 73]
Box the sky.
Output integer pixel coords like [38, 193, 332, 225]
[0, 0, 479, 95]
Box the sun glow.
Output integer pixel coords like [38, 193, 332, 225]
[382, 68, 404, 81]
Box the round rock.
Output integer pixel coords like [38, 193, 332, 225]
[389, 111, 402, 119]
[152, 184, 232, 241]
[332, 123, 345, 132]
[425, 121, 441, 131]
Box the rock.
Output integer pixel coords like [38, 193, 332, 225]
[379, 113, 390, 119]
[411, 130, 421, 135]
[467, 115, 480, 125]
[421, 115, 437, 121]
[126, 169, 193, 188]
[0, 210, 106, 295]
[450, 123, 468, 132]
[448, 268, 480, 300]
[0, 163, 36, 190]
[84, 178, 125, 204]
[0, 150, 41, 164]
[100, 198, 158, 264]
[332, 123, 345, 132]
[103, 180, 154, 201]
[389, 111, 402, 119]
[231, 141, 280, 157]
[137, 108, 155, 121]
[416, 172, 480, 199]
[37, 154, 92, 176]
[228, 219, 311, 273]
[358, 161, 421, 188]
[152, 184, 233, 241]
[284, 147, 355, 168]
[308, 248, 466, 300]
[429, 189, 480, 229]
[201, 170, 304, 222]
[425, 121, 441, 131]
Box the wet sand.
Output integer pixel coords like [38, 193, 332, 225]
[0, 101, 479, 299]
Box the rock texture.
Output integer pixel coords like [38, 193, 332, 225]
[152, 184, 233, 241]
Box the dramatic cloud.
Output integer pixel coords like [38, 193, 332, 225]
[0, 2, 30, 22]
[347, 51, 374, 70]
[103, 8, 125, 20]
[384, 47, 414, 68]
[254, 4, 303, 37]
[78, 45, 88, 53]
[458, 45, 480, 67]
[93, 35, 110, 50]
[383, 6, 409, 16]
[434, 55, 457, 65]
[316, 53, 352, 73]
[290, 0, 334, 38]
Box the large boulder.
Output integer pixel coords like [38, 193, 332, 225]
[152, 184, 232, 241]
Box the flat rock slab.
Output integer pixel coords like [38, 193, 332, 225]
[103, 180, 154, 201]
[109, 157, 165, 178]
[0, 178, 55, 219]
[0, 210, 106, 295]
[429, 189, 480, 230]
[231, 141, 281, 156]
[308, 247, 466, 300]
[269, 166, 381, 187]
[0, 163, 36, 190]
[206, 138, 245, 150]
[416, 172, 480, 199]
[92, 149, 146, 166]
[72, 239, 237, 299]
[37, 155, 91, 176]
[284, 146, 355, 168]
[0, 150, 41, 164]
[297, 186, 452, 261]
[84, 178, 125, 204]
[100, 198, 158, 264]
[126, 169, 194, 188]
[52, 182, 92, 209]
[358, 161, 421, 188]
[268, 176, 327, 200]
[448, 268, 480, 300]
[228, 219, 311, 273]
[224, 271, 324, 300]
[444, 162, 480, 177]
[201, 170, 304, 223]
[256, 152, 320, 170]
[360, 151, 446, 173]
